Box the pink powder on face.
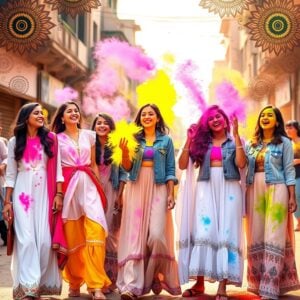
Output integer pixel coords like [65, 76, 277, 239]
[19, 192, 32, 212]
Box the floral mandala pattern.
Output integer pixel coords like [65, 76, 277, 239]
[0, 0, 55, 55]
[199, 0, 252, 18]
[9, 76, 29, 94]
[0, 54, 14, 73]
[246, 0, 300, 55]
[248, 74, 275, 101]
[45, 0, 101, 18]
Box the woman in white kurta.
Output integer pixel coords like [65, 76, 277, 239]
[52, 101, 111, 300]
[178, 105, 246, 300]
[2, 103, 64, 300]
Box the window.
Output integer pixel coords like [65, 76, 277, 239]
[93, 22, 98, 44]
[59, 13, 86, 44]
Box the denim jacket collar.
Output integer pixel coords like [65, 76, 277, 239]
[208, 132, 233, 148]
[140, 131, 164, 145]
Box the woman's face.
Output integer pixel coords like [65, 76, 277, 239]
[286, 125, 297, 139]
[259, 108, 277, 130]
[62, 104, 80, 126]
[140, 106, 159, 129]
[27, 105, 44, 129]
[94, 116, 111, 137]
[207, 109, 226, 133]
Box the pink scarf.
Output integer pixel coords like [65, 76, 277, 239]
[47, 132, 68, 269]
[62, 165, 107, 211]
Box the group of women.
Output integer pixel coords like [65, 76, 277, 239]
[2, 101, 300, 300]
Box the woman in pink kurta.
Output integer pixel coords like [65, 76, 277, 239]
[52, 101, 111, 300]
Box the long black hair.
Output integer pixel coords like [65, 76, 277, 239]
[134, 103, 169, 140]
[13, 102, 53, 161]
[51, 101, 81, 134]
[91, 113, 115, 166]
[250, 105, 287, 147]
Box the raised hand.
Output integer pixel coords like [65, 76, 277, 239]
[231, 114, 239, 138]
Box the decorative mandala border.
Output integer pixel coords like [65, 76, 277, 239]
[246, 0, 300, 56]
[45, 0, 101, 18]
[199, 0, 252, 18]
[0, 0, 55, 55]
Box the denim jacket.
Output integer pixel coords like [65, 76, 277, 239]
[110, 164, 128, 190]
[128, 132, 178, 185]
[198, 135, 240, 181]
[246, 136, 295, 186]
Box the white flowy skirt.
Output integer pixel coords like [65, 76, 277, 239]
[11, 168, 61, 299]
[189, 167, 244, 285]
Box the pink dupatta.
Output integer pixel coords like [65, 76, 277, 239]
[47, 132, 68, 269]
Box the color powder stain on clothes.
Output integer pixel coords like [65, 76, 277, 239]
[68, 147, 77, 158]
[201, 215, 211, 226]
[255, 187, 273, 216]
[228, 195, 235, 201]
[19, 192, 32, 212]
[255, 187, 287, 231]
[228, 250, 237, 264]
[135, 208, 143, 219]
[269, 202, 287, 230]
[23, 138, 42, 164]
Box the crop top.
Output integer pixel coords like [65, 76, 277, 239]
[142, 146, 155, 161]
[210, 146, 222, 161]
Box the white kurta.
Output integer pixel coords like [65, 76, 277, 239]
[58, 129, 107, 232]
[6, 136, 63, 299]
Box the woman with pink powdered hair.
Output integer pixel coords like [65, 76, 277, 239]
[177, 105, 246, 300]
[2, 102, 66, 300]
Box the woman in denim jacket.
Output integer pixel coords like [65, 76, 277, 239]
[117, 104, 181, 299]
[245, 105, 299, 299]
[92, 113, 127, 293]
[285, 120, 300, 231]
[178, 105, 246, 300]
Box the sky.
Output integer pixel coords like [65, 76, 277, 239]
[117, 0, 225, 87]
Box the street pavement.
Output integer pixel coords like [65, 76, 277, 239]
[1, 232, 300, 299]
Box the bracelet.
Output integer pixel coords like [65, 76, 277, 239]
[56, 192, 64, 198]
[182, 148, 189, 152]
[4, 201, 11, 205]
[236, 146, 243, 149]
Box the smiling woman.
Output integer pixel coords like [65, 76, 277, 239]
[117, 103, 181, 299]
[245, 105, 300, 299]
[2, 102, 66, 300]
[51, 102, 111, 299]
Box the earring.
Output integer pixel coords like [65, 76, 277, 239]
[62, 120, 64, 124]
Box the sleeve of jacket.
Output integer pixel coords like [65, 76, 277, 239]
[283, 137, 296, 186]
[165, 136, 178, 185]
[119, 165, 128, 183]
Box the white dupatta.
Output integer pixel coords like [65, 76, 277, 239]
[175, 155, 197, 284]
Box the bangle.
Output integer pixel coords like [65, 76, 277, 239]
[236, 146, 243, 149]
[56, 192, 64, 198]
[4, 201, 11, 205]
